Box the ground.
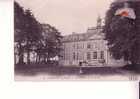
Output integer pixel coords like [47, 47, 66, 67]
[14, 64, 140, 81]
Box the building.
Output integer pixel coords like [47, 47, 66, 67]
[59, 26, 126, 67]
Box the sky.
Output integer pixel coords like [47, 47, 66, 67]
[16, 0, 114, 35]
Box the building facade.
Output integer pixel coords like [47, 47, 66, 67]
[59, 27, 126, 67]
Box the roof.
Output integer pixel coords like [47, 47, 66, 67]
[62, 27, 104, 43]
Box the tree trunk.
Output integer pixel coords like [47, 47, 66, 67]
[47, 53, 50, 63]
[38, 54, 41, 64]
[14, 52, 16, 65]
[131, 61, 137, 66]
[18, 43, 24, 65]
[36, 55, 39, 64]
[18, 53, 24, 64]
[43, 54, 47, 64]
[27, 51, 30, 64]
[35, 53, 38, 64]
[26, 40, 31, 65]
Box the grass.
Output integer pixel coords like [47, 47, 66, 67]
[121, 64, 140, 73]
[14, 64, 129, 76]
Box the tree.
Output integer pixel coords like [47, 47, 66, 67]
[40, 24, 63, 63]
[14, 1, 62, 65]
[14, 1, 26, 64]
[14, 1, 42, 65]
[103, 0, 140, 66]
[23, 9, 42, 64]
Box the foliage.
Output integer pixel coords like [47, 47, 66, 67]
[103, 1, 140, 65]
[14, 1, 26, 64]
[14, 1, 62, 65]
[39, 24, 63, 63]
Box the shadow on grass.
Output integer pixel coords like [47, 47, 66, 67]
[120, 64, 140, 74]
[15, 64, 125, 76]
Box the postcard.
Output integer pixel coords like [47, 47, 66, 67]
[14, 0, 140, 81]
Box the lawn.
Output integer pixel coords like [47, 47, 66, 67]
[15, 64, 133, 76]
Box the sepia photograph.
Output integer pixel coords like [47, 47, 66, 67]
[14, 0, 140, 81]
[0, 1, 139, 99]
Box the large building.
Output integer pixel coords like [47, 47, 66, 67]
[59, 26, 127, 67]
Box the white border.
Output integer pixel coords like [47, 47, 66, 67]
[0, 1, 138, 99]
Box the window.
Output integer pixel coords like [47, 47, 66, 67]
[79, 53, 82, 60]
[77, 44, 80, 49]
[76, 53, 79, 60]
[100, 51, 104, 59]
[73, 44, 75, 49]
[87, 52, 91, 60]
[65, 53, 68, 60]
[73, 52, 76, 60]
[110, 53, 112, 57]
[63, 52, 65, 60]
[87, 43, 91, 49]
[77, 44, 79, 49]
[93, 52, 97, 59]
[77, 43, 83, 49]
[94, 42, 98, 48]
[79, 44, 82, 49]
